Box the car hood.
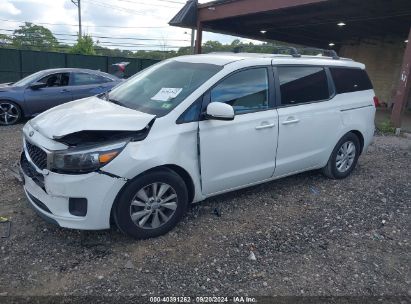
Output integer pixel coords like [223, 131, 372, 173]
[30, 96, 156, 139]
[0, 83, 18, 92]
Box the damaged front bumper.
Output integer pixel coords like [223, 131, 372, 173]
[20, 152, 127, 230]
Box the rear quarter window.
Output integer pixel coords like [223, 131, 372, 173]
[330, 67, 373, 94]
[278, 66, 330, 105]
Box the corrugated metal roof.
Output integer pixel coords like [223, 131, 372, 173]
[168, 0, 198, 28]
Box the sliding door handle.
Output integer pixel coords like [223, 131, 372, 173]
[255, 123, 275, 130]
[282, 118, 300, 125]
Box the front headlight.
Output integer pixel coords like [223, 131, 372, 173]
[51, 141, 127, 173]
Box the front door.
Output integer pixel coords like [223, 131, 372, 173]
[24, 72, 73, 116]
[199, 67, 278, 195]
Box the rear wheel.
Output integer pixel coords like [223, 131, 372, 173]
[322, 132, 361, 179]
[113, 169, 188, 239]
[0, 101, 21, 126]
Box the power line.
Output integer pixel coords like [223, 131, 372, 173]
[82, 0, 157, 16]
[0, 34, 187, 47]
[0, 28, 190, 42]
[0, 18, 171, 29]
[7, 36, 183, 47]
[82, 0, 184, 16]
[113, 0, 182, 9]
[1, 42, 183, 49]
[115, 0, 185, 6]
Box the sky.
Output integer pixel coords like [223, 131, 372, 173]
[0, 0, 259, 51]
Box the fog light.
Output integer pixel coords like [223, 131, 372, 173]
[69, 198, 87, 217]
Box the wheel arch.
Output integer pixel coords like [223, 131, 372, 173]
[348, 130, 364, 154]
[110, 164, 196, 226]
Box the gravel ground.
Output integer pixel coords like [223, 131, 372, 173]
[0, 123, 410, 299]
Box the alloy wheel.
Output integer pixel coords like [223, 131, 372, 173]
[0, 102, 19, 125]
[336, 141, 356, 173]
[129, 182, 178, 229]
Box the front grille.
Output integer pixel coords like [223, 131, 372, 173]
[21, 152, 45, 190]
[26, 140, 47, 170]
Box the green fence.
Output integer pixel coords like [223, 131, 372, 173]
[0, 48, 160, 83]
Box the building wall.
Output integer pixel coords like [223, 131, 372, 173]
[339, 38, 410, 110]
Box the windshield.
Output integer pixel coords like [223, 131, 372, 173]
[107, 60, 222, 116]
[13, 71, 45, 87]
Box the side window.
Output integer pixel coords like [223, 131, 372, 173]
[278, 66, 330, 105]
[101, 76, 113, 83]
[330, 68, 373, 94]
[72, 73, 105, 85]
[38, 73, 69, 87]
[210, 68, 269, 114]
[176, 97, 203, 124]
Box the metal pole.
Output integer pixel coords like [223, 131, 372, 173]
[71, 0, 81, 39]
[78, 0, 82, 39]
[190, 28, 195, 54]
[391, 27, 411, 130]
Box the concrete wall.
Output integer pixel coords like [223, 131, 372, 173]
[339, 38, 410, 110]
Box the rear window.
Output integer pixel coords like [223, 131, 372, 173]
[330, 67, 373, 94]
[278, 66, 330, 105]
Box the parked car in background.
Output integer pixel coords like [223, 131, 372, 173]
[0, 68, 121, 125]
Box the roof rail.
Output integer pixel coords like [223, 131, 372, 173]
[272, 46, 301, 58]
[298, 47, 340, 59]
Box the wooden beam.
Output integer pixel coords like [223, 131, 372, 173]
[198, 0, 327, 22]
[391, 27, 411, 129]
[195, 22, 203, 54]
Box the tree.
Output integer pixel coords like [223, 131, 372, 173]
[0, 34, 12, 48]
[202, 40, 225, 53]
[70, 35, 95, 55]
[12, 22, 59, 51]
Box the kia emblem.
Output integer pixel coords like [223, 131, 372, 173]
[29, 131, 34, 137]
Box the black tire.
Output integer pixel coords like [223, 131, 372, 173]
[113, 168, 188, 239]
[0, 101, 22, 126]
[322, 132, 361, 179]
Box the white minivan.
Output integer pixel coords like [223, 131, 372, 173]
[20, 52, 376, 239]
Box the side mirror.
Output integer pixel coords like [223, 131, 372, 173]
[29, 82, 47, 90]
[206, 102, 235, 121]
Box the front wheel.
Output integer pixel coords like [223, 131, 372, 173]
[322, 133, 361, 179]
[0, 101, 22, 126]
[113, 169, 188, 239]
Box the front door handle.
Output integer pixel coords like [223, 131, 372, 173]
[255, 122, 275, 130]
[60, 89, 69, 93]
[282, 117, 300, 125]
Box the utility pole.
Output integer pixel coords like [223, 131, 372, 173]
[191, 0, 197, 54]
[190, 28, 195, 54]
[71, 0, 82, 39]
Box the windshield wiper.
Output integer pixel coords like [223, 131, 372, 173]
[97, 92, 123, 106]
[108, 98, 123, 106]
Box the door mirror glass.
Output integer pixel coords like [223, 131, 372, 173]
[206, 102, 235, 121]
[29, 82, 47, 90]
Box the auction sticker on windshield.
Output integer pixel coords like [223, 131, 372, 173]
[151, 88, 183, 102]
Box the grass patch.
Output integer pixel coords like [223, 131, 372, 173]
[376, 120, 395, 134]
